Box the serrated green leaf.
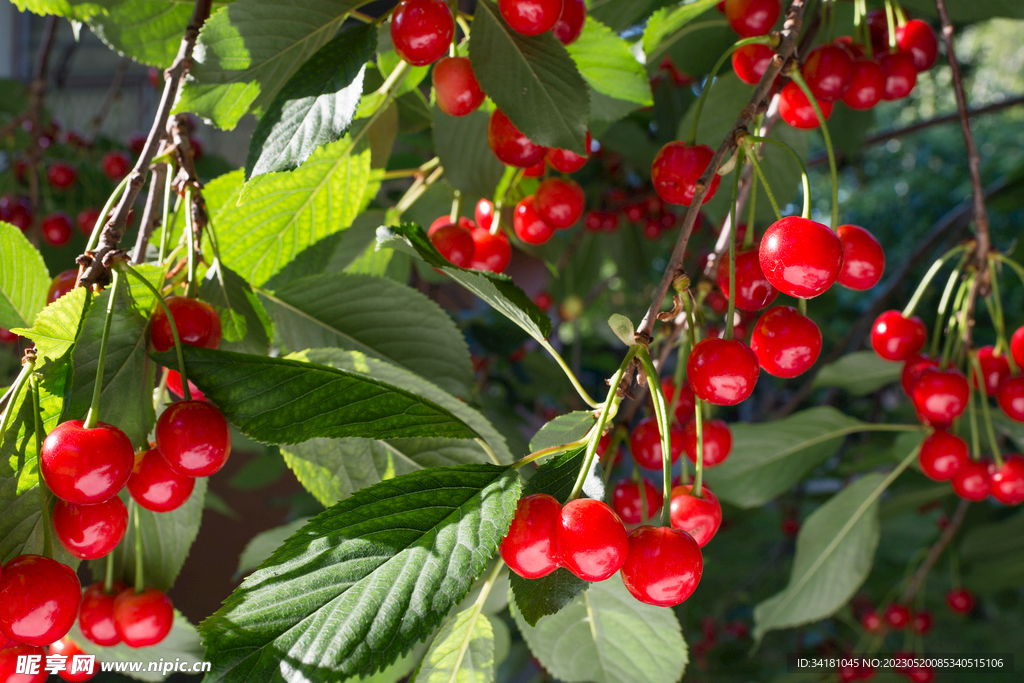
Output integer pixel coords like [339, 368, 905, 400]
[432, 108, 506, 203]
[199, 464, 521, 681]
[11, 0, 109, 19]
[567, 17, 652, 106]
[529, 412, 595, 452]
[509, 569, 589, 628]
[329, 210, 388, 274]
[587, 0, 667, 33]
[237, 517, 312, 576]
[198, 259, 273, 355]
[0, 222, 50, 329]
[642, 0, 721, 58]
[414, 607, 494, 683]
[813, 351, 901, 396]
[88, 0, 192, 68]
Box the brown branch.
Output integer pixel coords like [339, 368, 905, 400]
[132, 162, 168, 262]
[901, 498, 970, 603]
[88, 57, 131, 140]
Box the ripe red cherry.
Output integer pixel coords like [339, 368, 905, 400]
[546, 131, 591, 173]
[836, 224, 885, 290]
[990, 454, 1024, 506]
[498, 0, 563, 36]
[911, 368, 968, 427]
[896, 19, 938, 71]
[918, 430, 968, 481]
[912, 610, 933, 635]
[620, 525, 703, 606]
[759, 217, 844, 299]
[500, 493, 561, 579]
[731, 43, 774, 85]
[47, 269, 79, 303]
[46, 162, 77, 189]
[716, 248, 778, 312]
[150, 295, 222, 353]
[470, 228, 511, 273]
[669, 484, 722, 547]
[552, 0, 586, 45]
[0, 195, 33, 232]
[488, 109, 547, 168]
[113, 587, 174, 648]
[0, 644, 47, 683]
[723, 0, 780, 37]
[946, 587, 975, 614]
[127, 446, 196, 512]
[556, 498, 628, 581]
[155, 400, 232, 478]
[390, 0, 454, 67]
[880, 51, 917, 100]
[51, 496, 128, 560]
[629, 416, 684, 470]
[884, 604, 911, 629]
[101, 151, 131, 180]
[802, 44, 854, 102]
[430, 223, 475, 267]
[651, 142, 721, 206]
[79, 581, 127, 646]
[128, 131, 147, 156]
[778, 81, 834, 130]
[687, 338, 759, 405]
[997, 376, 1024, 422]
[865, 9, 890, 53]
[682, 419, 732, 468]
[76, 207, 101, 236]
[902, 354, 938, 395]
[861, 610, 882, 632]
[750, 306, 822, 378]
[611, 479, 663, 524]
[535, 178, 584, 229]
[909, 665, 936, 683]
[475, 198, 495, 231]
[871, 311, 927, 361]
[513, 196, 555, 245]
[428, 215, 475, 236]
[1010, 326, 1024, 369]
[432, 57, 485, 117]
[0, 555, 81, 646]
[40, 420, 135, 505]
[522, 160, 545, 178]
[972, 346, 1009, 397]
[951, 459, 991, 501]
[841, 58, 885, 110]
[41, 212, 73, 246]
[48, 637, 95, 682]
[660, 378, 696, 424]
[166, 369, 206, 401]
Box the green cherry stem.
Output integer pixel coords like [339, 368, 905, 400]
[967, 376, 982, 459]
[744, 166, 758, 249]
[0, 360, 34, 451]
[726, 149, 744, 340]
[85, 175, 131, 253]
[539, 339, 600, 409]
[901, 244, 971, 318]
[512, 437, 588, 470]
[884, 0, 898, 52]
[30, 373, 53, 560]
[939, 277, 971, 370]
[692, 398, 706, 498]
[184, 186, 198, 298]
[636, 346, 673, 526]
[744, 150, 783, 221]
[788, 71, 839, 228]
[133, 501, 145, 594]
[929, 258, 968, 358]
[84, 271, 122, 430]
[743, 135, 812, 219]
[157, 165, 176, 265]
[104, 552, 115, 594]
[994, 253, 1024, 289]
[968, 353, 1003, 467]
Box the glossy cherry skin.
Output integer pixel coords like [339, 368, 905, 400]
[861, 610, 882, 632]
[759, 217, 844, 299]
[911, 610, 933, 635]
[513, 196, 555, 245]
[841, 58, 885, 110]
[166, 369, 206, 401]
[500, 493, 562, 578]
[911, 368, 968, 427]
[687, 338, 759, 406]
[972, 346, 1009, 397]
[74, 208, 100, 238]
[750, 306, 822, 378]
[660, 378, 696, 425]
[778, 81, 834, 130]
[880, 51, 917, 100]
[669, 484, 722, 547]
[682, 419, 732, 468]
[150, 296, 222, 353]
[990, 454, 1024, 506]
[1010, 326, 1024, 369]
[918, 430, 968, 481]
[951, 459, 991, 501]
[556, 498, 628, 581]
[546, 131, 590, 173]
[40, 420, 135, 506]
[475, 199, 495, 232]
[836, 224, 885, 290]
[651, 142, 720, 206]
[620, 525, 703, 607]
[724, 0, 780, 37]
[113, 587, 174, 648]
[432, 57, 485, 117]
[884, 604, 911, 629]
[535, 178, 585, 229]
[488, 109, 547, 168]
[390, 0, 454, 67]
[0, 644, 48, 683]
[612, 479, 663, 525]
[47, 269, 79, 304]
[997, 376, 1024, 422]
[51, 496, 128, 560]
[46, 162, 77, 189]
[470, 228, 511, 273]
[127, 446, 196, 512]
[552, 0, 586, 45]
[499, 0, 563, 36]
[0, 555, 81, 647]
[896, 19, 938, 71]
[716, 248, 778, 312]
[872, 311, 927, 362]
[41, 212, 73, 246]
[155, 400, 232, 478]
[48, 636, 95, 682]
[430, 223, 475, 267]
[629, 416, 684, 470]
[731, 43, 774, 85]
[101, 151, 130, 180]
[802, 44, 854, 102]
[78, 581, 128, 647]
[946, 587, 975, 614]
[902, 354, 938, 395]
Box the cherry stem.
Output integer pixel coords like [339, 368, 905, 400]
[743, 135, 811, 219]
[993, 253, 1024, 291]
[84, 272, 122, 430]
[158, 175, 179, 265]
[602, 426, 627, 486]
[133, 501, 145, 593]
[184, 186, 198, 298]
[901, 244, 970, 318]
[0, 361, 34, 452]
[967, 378, 982, 459]
[687, 36, 774, 146]
[666, 337, 688, 426]
[987, 261, 1016, 373]
[84, 175, 131, 254]
[512, 438, 588, 470]
[788, 71, 839, 228]
[798, 297, 808, 316]
[456, 16, 472, 44]
[725, 151, 744, 340]
[929, 256, 968, 358]
[539, 339, 600, 409]
[744, 151, 783, 221]
[29, 374, 53, 560]
[884, 0, 898, 51]
[744, 169, 758, 249]
[104, 553, 115, 594]
[968, 353, 1003, 466]
[636, 347, 673, 527]
[939, 277, 971, 369]
[693, 399, 706, 498]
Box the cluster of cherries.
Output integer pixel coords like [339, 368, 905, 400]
[427, 198, 513, 273]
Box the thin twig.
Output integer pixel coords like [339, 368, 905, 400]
[132, 162, 168, 262]
[901, 498, 970, 603]
[88, 57, 131, 140]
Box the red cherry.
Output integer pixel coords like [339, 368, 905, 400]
[147, 67, 161, 88]
[778, 81, 834, 130]
[622, 202, 646, 223]
[0, 555, 81, 647]
[48, 636, 95, 682]
[127, 446, 196, 512]
[166, 369, 206, 401]
[469, 228, 511, 273]
[1010, 326, 1024, 369]
[101, 151, 130, 180]
[488, 109, 547, 168]
[896, 19, 938, 71]
[909, 665, 936, 683]
[731, 43, 774, 85]
[651, 142, 721, 206]
[0, 328, 20, 344]
[660, 377, 696, 424]
[128, 132, 147, 156]
[47, 269, 79, 304]
[780, 517, 800, 536]
[841, 58, 885, 110]
[997, 376, 1024, 422]
[879, 51, 917, 100]
[911, 367, 968, 426]
[474, 199, 495, 231]
[535, 178, 584, 229]
[190, 138, 204, 161]
[500, 493, 561, 579]
[556, 498, 628, 581]
[552, 0, 585, 44]
[390, 0, 454, 67]
[150, 295, 222, 353]
[884, 604, 911, 629]
[46, 162, 77, 190]
[669, 484, 723, 546]
[629, 416, 684, 470]
[750, 305, 822, 378]
[716, 248, 778, 312]
[428, 215, 475, 236]
[620, 525, 703, 606]
[41, 212, 73, 246]
[546, 131, 591, 173]
[861, 610, 882, 632]
[612, 479, 663, 525]
[76, 208, 101, 236]
[759, 216, 843, 299]
[533, 290, 554, 310]
[432, 57, 485, 117]
[40, 420, 135, 505]
[112, 587, 174, 648]
[865, 9, 891, 53]
[687, 338, 759, 405]
[991, 454, 1024, 506]
[155, 400, 232, 478]
[918, 430, 968, 481]
[596, 431, 620, 467]
[522, 160, 545, 178]
[51, 497, 128, 560]
[945, 587, 975, 614]
[0, 644, 47, 683]
[951, 459, 991, 501]
[836, 224, 885, 290]
[902, 355, 939, 395]
[912, 610, 933, 634]
[498, 0, 564, 36]
[682, 419, 732, 468]
[871, 311, 927, 361]
[78, 582, 127, 646]
[802, 44, 854, 102]
[513, 196, 555, 245]
[430, 223, 475, 267]
[971, 346, 1009, 397]
[723, 0, 780, 37]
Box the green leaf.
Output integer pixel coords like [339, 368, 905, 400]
[175, 0, 367, 129]
[607, 313, 635, 347]
[529, 412, 595, 452]
[237, 517, 312, 577]
[512, 578, 688, 683]
[10, 0, 109, 20]
[468, 0, 589, 153]
[161, 168, 246, 252]
[332, 210, 390, 274]
[705, 407, 865, 508]
[509, 569, 589, 628]
[753, 473, 887, 642]
[432, 108, 507, 203]
[0, 222, 50, 329]
[642, 0, 721, 58]
[587, 0, 667, 33]
[960, 512, 1024, 592]
[151, 346, 479, 445]
[199, 259, 273, 355]
[566, 17, 652, 106]
[88, 0, 192, 68]
[414, 607, 494, 683]
[199, 464, 521, 681]
[813, 351, 901, 396]
[246, 22, 376, 179]
[898, 0, 1024, 21]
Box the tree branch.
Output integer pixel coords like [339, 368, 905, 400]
[901, 498, 970, 603]
[132, 162, 168, 262]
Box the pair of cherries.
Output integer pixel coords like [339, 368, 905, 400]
[628, 414, 734, 470]
[487, 108, 590, 173]
[918, 429, 1024, 505]
[512, 179, 586, 245]
[428, 199, 512, 273]
[79, 581, 175, 649]
[861, 604, 931, 634]
[497, 0, 586, 43]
